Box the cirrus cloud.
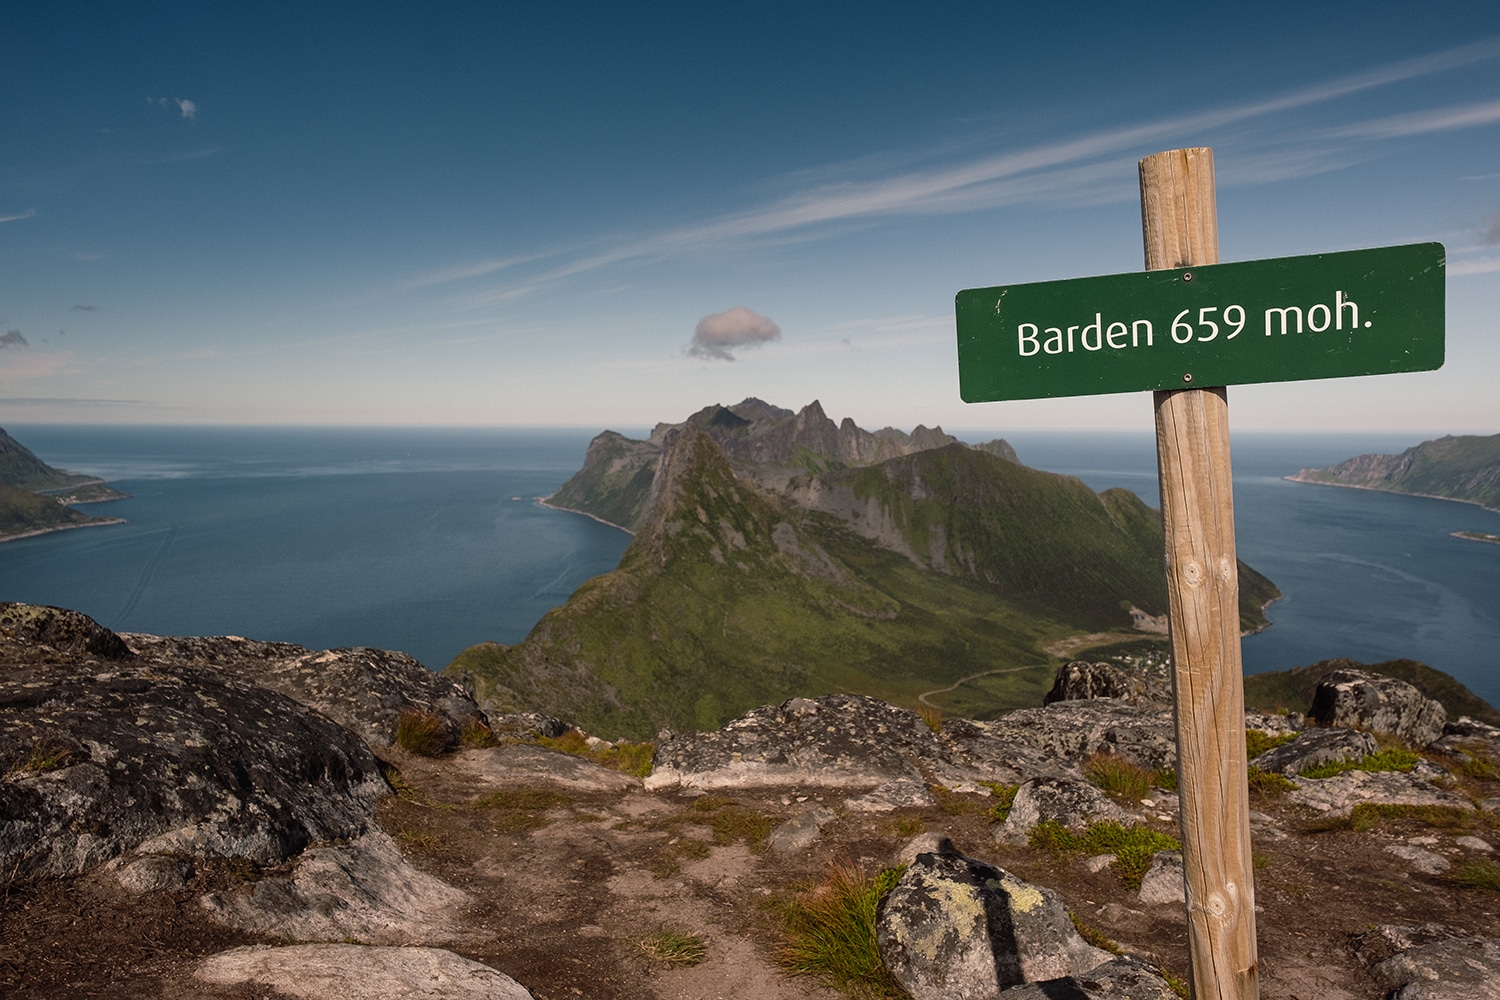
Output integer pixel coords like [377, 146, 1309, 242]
[688, 306, 781, 361]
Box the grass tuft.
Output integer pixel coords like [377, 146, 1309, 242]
[1082, 753, 1152, 804]
[459, 718, 500, 749]
[1306, 802, 1478, 834]
[1152, 768, 1178, 792]
[1244, 730, 1296, 759]
[395, 708, 453, 757]
[1069, 911, 1121, 955]
[397, 827, 442, 852]
[1246, 766, 1296, 797]
[777, 862, 908, 999]
[22, 742, 75, 773]
[1029, 820, 1180, 890]
[915, 704, 943, 733]
[638, 930, 708, 966]
[1450, 860, 1500, 892]
[538, 729, 655, 777]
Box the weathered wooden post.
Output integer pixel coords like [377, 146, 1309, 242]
[1139, 147, 1258, 1000]
[953, 141, 1444, 1000]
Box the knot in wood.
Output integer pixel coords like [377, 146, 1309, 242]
[1181, 559, 1204, 587]
[1218, 555, 1234, 582]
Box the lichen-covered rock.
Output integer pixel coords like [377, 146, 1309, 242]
[447, 744, 641, 795]
[1045, 661, 1170, 708]
[969, 700, 1178, 773]
[997, 956, 1180, 999]
[766, 805, 838, 853]
[200, 830, 470, 945]
[1309, 669, 1447, 747]
[122, 634, 486, 749]
[996, 775, 1135, 845]
[1249, 727, 1378, 775]
[0, 655, 387, 877]
[1354, 923, 1500, 1000]
[0, 602, 134, 661]
[876, 851, 1111, 998]
[645, 694, 945, 791]
[1286, 769, 1473, 817]
[197, 944, 537, 1000]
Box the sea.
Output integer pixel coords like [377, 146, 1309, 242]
[3, 425, 1498, 709]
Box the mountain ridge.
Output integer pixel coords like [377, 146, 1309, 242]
[447, 403, 1279, 739]
[1287, 432, 1500, 512]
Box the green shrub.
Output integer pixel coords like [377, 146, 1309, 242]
[395, 708, 452, 756]
[1298, 747, 1420, 779]
[1246, 766, 1296, 797]
[459, 718, 500, 748]
[1244, 730, 1296, 759]
[983, 783, 1020, 823]
[778, 863, 908, 998]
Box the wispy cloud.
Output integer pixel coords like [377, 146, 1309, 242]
[71, 304, 100, 312]
[0, 209, 37, 224]
[442, 37, 1500, 302]
[0, 331, 29, 349]
[1450, 256, 1500, 276]
[1331, 97, 1500, 139]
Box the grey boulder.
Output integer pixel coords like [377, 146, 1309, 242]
[997, 956, 1180, 999]
[877, 851, 1111, 999]
[1249, 727, 1378, 775]
[197, 944, 536, 999]
[996, 775, 1134, 846]
[1309, 669, 1446, 747]
[1354, 923, 1500, 1000]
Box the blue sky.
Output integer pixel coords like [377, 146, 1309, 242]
[3, 2, 1499, 434]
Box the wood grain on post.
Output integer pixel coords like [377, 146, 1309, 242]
[1139, 147, 1259, 1000]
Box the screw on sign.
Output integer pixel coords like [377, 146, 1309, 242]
[953, 146, 1444, 1000]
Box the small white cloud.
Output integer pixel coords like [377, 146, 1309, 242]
[148, 96, 198, 121]
[0, 209, 37, 224]
[688, 306, 781, 361]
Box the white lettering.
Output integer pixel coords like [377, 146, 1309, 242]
[1081, 313, 1103, 351]
[1308, 303, 1332, 332]
[1066, 325, 1078, 352]
[1043, 327, 1064, 355]
[1264, 306, 1303, 336]
[1018, 323, 1040, 357]
[1106, 321, 1128, 349]
[1336, 290, 1359, 330]
[1132, 319, 1153, 347]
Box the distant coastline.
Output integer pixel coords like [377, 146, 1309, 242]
[535, 496, 634, 536]
[0, 517, 128, 546]
[1284, 474, 1500, 515]
[1453, 530, 1500, 546]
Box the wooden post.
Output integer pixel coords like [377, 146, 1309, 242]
[1139, 148, 1259, 1000]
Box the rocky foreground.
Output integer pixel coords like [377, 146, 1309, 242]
[4, 603, 1500, 999]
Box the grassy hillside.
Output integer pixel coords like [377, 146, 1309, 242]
[447, 431, 1279, 739]
[0, 481, 104, 539]
[1290, 433, 1500, 511]
[0, 428, 96, 492]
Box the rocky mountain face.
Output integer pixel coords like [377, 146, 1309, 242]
[5, 604, 1500, 999]
[453, 403, 1278, 739]
[549, 398, 1016, 533]
[1288, 432, 1500, 512]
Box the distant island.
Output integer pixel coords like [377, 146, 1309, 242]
[1287, 432, 1500, 513]
[444, 399, 1280, 739]
[0, 428, 128, 542]
[1453, 530, 1500, 546]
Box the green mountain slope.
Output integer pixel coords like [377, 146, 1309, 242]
[1288, 433, 1500, 512]
[447, 428, 1279, 738]
[0, 428, 96, 491]
[0, 480, 103, 539]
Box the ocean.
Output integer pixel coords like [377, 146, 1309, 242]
[3, 425, 1497, 708]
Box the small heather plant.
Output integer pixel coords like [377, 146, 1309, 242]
[395, 708, 452, 757]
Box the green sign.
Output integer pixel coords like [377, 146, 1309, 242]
[956, 242, 1444, 402]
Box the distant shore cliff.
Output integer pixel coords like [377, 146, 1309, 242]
[1288, 432, 1500, 513]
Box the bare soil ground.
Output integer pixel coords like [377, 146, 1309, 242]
[3, 744, 1499, 999]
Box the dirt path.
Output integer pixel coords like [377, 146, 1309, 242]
[917, 665, 1037, 708]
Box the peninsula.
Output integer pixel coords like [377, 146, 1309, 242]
[1287, 432, 1500, 512]
[0, 428, 128, 542]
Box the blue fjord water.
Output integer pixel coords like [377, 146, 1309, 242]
[3, 425, 1497, 708]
